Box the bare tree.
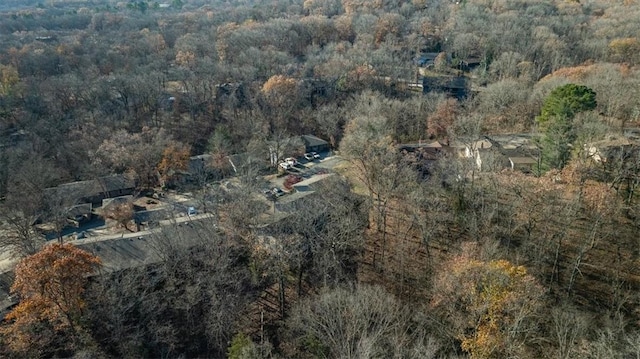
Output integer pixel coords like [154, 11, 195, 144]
[340, 92, 414, 272]
[550, 303, 590, 359]
[286, 284, 439, 359]
[87, 220, 252, 358]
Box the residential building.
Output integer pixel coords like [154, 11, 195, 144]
[301, 135, 330, 154]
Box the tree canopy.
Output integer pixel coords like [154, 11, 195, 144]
[3, 243, 101, 355]
[537, 84, 597, 126]
[536, 83, 597, 170]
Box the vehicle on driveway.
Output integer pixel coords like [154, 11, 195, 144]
[304, 152, 320, 160]
[280, 157, 298, 169]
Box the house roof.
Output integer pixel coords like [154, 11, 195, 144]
[485, 134, 540, 158]
[102, 195, 133, 209]
[588, 136, 638, 149]
[301, 135, 329, 148]
[398, 140, 448, 152]
[45, 174, 136, 203]
[99, 174, 135, 193]
[67, 203, 92, 217]
[292, 173, 334, 189]
[53, 179, 102, 200]
[509, 157, 538, 165]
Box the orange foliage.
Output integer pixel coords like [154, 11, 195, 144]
[261, 75, 299, 107]
[3, 244, 101, 352]
[432, 244, 544, 358]
[157, 142, 191, 185]
[539, 62, 597, 82]
[262, 75, 297, 96]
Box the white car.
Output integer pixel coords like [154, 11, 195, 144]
[304, 152, 320, 160]
[280, 157, 297, 169]
[271, 188, 285, 197]
[284, 157, 297, 166]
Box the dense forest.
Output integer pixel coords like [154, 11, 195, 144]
[1, 0, 640, 358]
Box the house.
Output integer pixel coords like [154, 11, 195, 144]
[301, 135, 330, 153]
[584, 134, 640, 185]
[460, 138, 493, 169]
[414, 52, 440, 67]
[45, 174, 136, 206]
[102, 195, 134, 209]
[508, 157, 539, 172]
[99, 174, 136, 199]
[458, 57, 482, 72]
[399, 140, 454, 177]
[422, 75, 469, 99]
[461, 134, 540, 173]
[585, 135, 640, 164]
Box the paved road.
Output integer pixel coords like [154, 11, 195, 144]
[0, 212, 218, 314]
[68, 212, 215, 246]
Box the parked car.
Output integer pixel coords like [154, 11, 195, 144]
[280, 157, 298, 170]
[304, 152, 321, 160]
[271, 187, 285, 197]
[284, 157, 297, 166]
[187, 206, 197, 216]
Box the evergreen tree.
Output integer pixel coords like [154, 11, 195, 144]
[536, 84, 597, 170]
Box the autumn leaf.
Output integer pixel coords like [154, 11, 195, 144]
[2, 244, 101, 353]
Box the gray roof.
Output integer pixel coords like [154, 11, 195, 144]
[509, 157, 538, 165]
[485, 134, 540, 158]
[45, 174, 136, 203]
[301, 135, 329, 148]
[67, 203, 93, 217]
[52, 179, 103, 200]
[99, 174, 135, 193]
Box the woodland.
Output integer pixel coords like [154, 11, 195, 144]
[1, 0, 640, 358]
